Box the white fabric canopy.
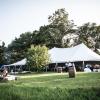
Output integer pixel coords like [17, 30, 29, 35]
[49, 43, 100, 63]
[97, 49, 100, 52]
[4, 58, 27, 66]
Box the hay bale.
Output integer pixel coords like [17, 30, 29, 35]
[68, 66, 76, 78]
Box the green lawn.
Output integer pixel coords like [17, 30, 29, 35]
[0, 72, 100, 100]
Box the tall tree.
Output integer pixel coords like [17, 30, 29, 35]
[94, 25, 100, 50]
[48, 8, 74, 47]
[77, 23, 97, 48]
[35, 25, 62, 48]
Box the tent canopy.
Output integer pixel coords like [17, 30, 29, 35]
[4, 58, 27, 67]
[49, 43, 100, 63]
[3, 43, 100, 66]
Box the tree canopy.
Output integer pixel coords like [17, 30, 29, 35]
[48, 8, 74, 47]
[77, 22, 100, 51]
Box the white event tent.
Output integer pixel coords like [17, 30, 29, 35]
[3, 58, 27, 73]
[4, 58, 27, 67]
[3, 43, 100, 67]
[49, 43, 100, 63]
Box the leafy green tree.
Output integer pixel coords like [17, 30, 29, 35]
[34, 25, 52, 47]
[26, 45, 50, 72]
[48, 8, 74, 47]
[77, 23, 97, 48]
[48, 8, 74, 30]
[35, 25, 62, 48]
[93, 25, 100, 51]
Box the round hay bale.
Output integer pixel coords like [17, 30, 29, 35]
[68, 66, 76, 78]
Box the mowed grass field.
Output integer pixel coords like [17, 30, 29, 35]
[0, 72, 100, 100]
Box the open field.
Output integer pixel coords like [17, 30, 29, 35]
[0, 72, 100, 100]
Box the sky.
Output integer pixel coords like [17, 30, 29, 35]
[0, 0, 100, 46]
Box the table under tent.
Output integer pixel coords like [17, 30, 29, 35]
[48, 43, 100, 72]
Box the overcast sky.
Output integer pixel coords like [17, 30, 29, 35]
[0, 0, 100, 46]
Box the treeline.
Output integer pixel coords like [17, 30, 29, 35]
[0, 8, 100, 65]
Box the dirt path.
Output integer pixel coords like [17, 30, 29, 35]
[17, 72, 86, 79]
[18, 73, 68, 79]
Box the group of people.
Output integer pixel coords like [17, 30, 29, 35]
[65, 62, 100, 72]
[84, 64, 100, 72]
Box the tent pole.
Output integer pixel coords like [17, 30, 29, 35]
[55, 63, 58, 72]
[21, 65, 22, 72]
[45, 65, 48, 72]
[9, 66, 10, 73]
[82, 61, 85, 71]
[15, 65, 16, 75]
